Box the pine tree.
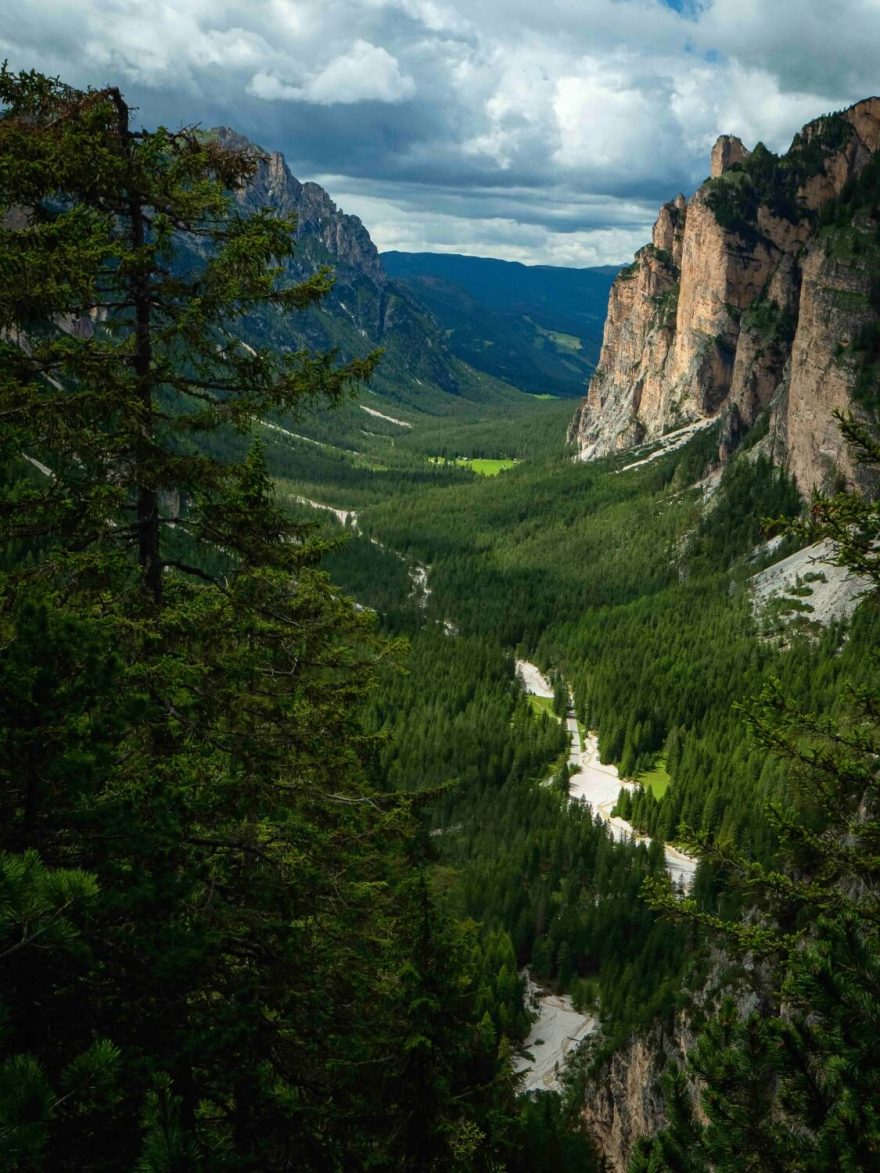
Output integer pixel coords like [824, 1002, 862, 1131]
[0, 67, 516, 1169]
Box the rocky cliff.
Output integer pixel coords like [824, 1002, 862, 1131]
[569, 99, 880, 494]
[581, 1024, 675, 1171]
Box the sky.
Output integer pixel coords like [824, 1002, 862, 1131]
[3, 0, 879, 266]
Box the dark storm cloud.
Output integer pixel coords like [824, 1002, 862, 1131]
[1, 0, 876, 263]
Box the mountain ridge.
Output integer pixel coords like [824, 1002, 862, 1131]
[382, 250, 618, 397]
[212, 126, 536, 416]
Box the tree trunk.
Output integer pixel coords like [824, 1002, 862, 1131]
[109, 88, 162, 605]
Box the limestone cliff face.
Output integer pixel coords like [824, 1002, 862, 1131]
[581, 1025, 672, 1171]
[582, 956, 768, 1169]
[569, 98, 880, 494]
[775, 236, 880, 491]
[710, 134, 750, 178]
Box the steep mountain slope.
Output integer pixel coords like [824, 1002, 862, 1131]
[213, 128, 529, 421]
[382, 251, 617, 396]
[569, 98, 880, 494]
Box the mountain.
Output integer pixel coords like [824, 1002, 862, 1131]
[213, 127, 528, 418]
[382, 251, 617, 397]
[569, 98, 880, 494]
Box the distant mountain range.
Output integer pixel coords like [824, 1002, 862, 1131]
[382, 252, 618, 397]
[216, 127, 517, 419]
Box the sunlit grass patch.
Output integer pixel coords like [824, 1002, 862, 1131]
[638, 757, 671, 799]
[527, 694, 559, 720]
[465, 458, 518, 475]
[427, 456, 519, 475]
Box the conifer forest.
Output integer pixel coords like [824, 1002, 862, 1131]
[2, 47, 880, 1173]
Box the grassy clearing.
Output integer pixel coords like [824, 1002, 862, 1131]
[428, 456, 520, 476]
[546, 330, 582, 353]
[527, 695, 560, 721]
[528, 317, 584, 354]
[637, 757, 671, 799]
[463, 458, 519, 476]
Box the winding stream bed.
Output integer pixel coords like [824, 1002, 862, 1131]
[513, 660, 698, 1092]
[516, 660, 697, 888]
[512, 972, 598, 1094]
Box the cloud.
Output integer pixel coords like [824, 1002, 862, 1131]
[247, 41, 416, 106]
[1, 0, 878, 264]
[316, 175, 658, 264]
[552, 61, 678, 173]
[332, 192, 652, 266]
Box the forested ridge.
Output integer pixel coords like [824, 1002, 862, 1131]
[3, 65, 880, 1173]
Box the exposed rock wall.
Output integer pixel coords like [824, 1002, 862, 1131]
[711, 134, 750, 178]
[217, 126, 382, 282]
[582, 954, 767, 1168]
[582, 1026, 670, 1171]
[569, 98, 880, 495]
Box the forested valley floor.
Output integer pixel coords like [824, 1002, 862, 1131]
[278, 388, 880, 1161]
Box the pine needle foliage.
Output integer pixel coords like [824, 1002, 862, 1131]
[0, 67, 519, 1170]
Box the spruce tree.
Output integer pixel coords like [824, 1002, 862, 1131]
[0, 67, 517, 1170]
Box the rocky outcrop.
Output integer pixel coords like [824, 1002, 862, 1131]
[569, 98, 880, 495]
[710, 134, 750, 178]
[582, 952, 768, 1168]
[651, 193, 687, 264]
[582, 1026, 670, 1171]
[217, 126, 382, 282]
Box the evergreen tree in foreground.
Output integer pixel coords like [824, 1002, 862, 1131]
[0, 68, 518, 1169]
[632, 415, 880, 1172]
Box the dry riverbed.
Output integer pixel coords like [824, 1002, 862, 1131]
[513, 971, 598, 1094]
[520, 660, 698, 889]
[513, 659, 698, 1093]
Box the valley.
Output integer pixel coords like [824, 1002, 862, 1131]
[4, 67, 880, 1172]
[285, 285, 879, 1164]
[167, 110, 880, 1158]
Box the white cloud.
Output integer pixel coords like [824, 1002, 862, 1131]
[247, 71, 300, 102]
[248, 41, 415, 106]
[2, 0, 879, 262]
[192, 28, 272, 70]
[697, 0, 880, 97]
[316, 180, 654, 265]
[553, 62, 676, 173]
[669, 62, 846, 162]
